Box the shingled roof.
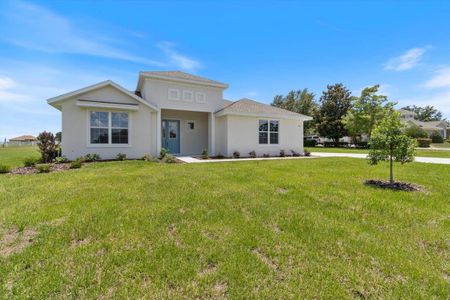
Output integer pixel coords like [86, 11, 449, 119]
[139, 71, 228, 88]
[9, 135, 36, 141]
[215, 98, 313, 120]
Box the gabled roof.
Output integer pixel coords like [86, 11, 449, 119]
[137, 70, 228, 90]
[399, 109, 417, 116]
[405, 118, 449, 130]
[9, 135, 36, 141]
[215, 98, 313, 120]
[47, 80, 158, 111]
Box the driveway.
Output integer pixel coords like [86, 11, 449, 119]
[311, 152, 450, 165]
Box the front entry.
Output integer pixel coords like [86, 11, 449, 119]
[161, 120, 180, 154]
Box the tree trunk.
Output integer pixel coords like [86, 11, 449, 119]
[389, 144, 394, 183]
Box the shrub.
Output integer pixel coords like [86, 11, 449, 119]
[216, 153, 225, 159]
[75, 156, 86, 163]
[233, 151, 240, 159]
[323, 141, 336, 147]
[430, 131, 444, 143]
[248, 151, 256, 158]
[37, 164, 50, 173]
[116, 153, 127, 161]
[304, 140, 317, 147]
[263, 153, 270, 158]
[84, 153, 100, 162]
[355, 141, 369, 149]
[164, 154, 177, 163]
[23, 157, 38, 167]
[291, 150, 300, 157]
[279, 149, 285, 157]
[37, 131, 59, 163]
[53, 156, 68, 164]
[338, 142, 349, 148]
[142, 153, 158, 162]
[160, 148, 168, 159]
[405, 125, 428, 139]
[201, 149, 208, 159]
[70, 160, 82, 169]
[416, 138, 432, 148]
[304, 150, 311, 156]
[0, 164, 10, 174]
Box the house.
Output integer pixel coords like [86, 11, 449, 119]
[47, 71, 312, 160]
[8, 135, 37, 146]
[399, 109, 449, 139]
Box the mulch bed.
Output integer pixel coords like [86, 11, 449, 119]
[364, 179, 422, 192]
[10, 163, 71, 175]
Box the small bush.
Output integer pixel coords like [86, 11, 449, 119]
[304, 140, 317, 147]
[291, 150, 300, 157]
[84, 153, 100, 162]
[323, 141, 336, 147]
[116, 153, 127, 161]
[279, 149, 285, 157]
[304, 150, 311, 156]
[355, 141, 369, 148]
[160, 148, 168, 159]
[164, 154, 177, 163]
[248, 151, 256, 158]
[416, 138, 432, 148]
[201, 149, 208, 159]
[216, 153, 225, 159]
[37, 164, 50, 173]
[405, 125, 428, 139]
[142, 153, 158, 162]
[0, 164, 10, 174]
[37, 131, 59, 163]
[23, 157, 38, 167]
[430, 131, 444, 143]
[53, 156, 68, 164]
[263, 153, 270, 158]
[70, 160, 82, 169]
[233, 151, 240, 159]
[75, 156, 86, 163]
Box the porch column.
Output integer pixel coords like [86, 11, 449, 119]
[156, 110, 161, 155]
[208, 112, 215, 156]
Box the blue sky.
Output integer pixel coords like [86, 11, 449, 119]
[1, 0, 450, 140]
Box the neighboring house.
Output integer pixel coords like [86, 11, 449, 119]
[399, 109, 449, 139]
[8, 135, 37, 146]
[47, 71, 312, 160]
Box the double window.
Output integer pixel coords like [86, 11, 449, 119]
[258, 120, 279, 144]
[90, 111, 129, 145]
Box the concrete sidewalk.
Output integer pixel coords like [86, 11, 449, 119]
[311, 152, 450, 165]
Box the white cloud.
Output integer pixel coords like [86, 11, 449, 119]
[384, 46, 430, 71]
[246, 91, 258, 97]
[157, 42, 201, 71]
[0, 76, 16, 90]
[421, 67, 450, 89]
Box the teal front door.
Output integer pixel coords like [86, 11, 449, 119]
[162, 120, 180, 154]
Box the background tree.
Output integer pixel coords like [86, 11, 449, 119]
[401, 105, 444, 121]
[37, 131, 58, 163]
[343, 85, 394, 141]
[271, 88, 318, 133]
[315, 83, 352, 144]
[404, 124, 428, 138]
[55, 131, 62, 143]
[368, 112, 416, 183]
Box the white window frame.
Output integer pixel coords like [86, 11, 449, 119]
[168, 88, 180, 101]
[195, 92, 206, 103]
[258, 119, 279, 145]
[182, 90, 194, 102]
[87, 110, 131, 147]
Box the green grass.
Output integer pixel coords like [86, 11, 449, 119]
[306, 147, 450, 158]
[0, 159, 449, 298]
[0, 146, 40, 169]
[431, 142, 450, 149]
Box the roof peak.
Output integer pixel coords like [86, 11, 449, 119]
[139, 70, 228, 88]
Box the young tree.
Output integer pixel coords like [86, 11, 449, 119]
[271, 88, 318, 133]
[37, 131, 59, 163]
[368, 112, 416, 183]
[315, 83, 352, 144]
[343, 85, 394, 140]
[401, 105, 444, 121]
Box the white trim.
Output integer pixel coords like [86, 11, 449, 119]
[182, 90, 194, 102]
[86, 110, 132, 148]
[257, 119, 280, 146]
[138, 72, 229, 90]
[76, 100, 139, 111]
[195, 92, 206, 103]
[168, 88, 180, 101]
[215, 110, 312, 121]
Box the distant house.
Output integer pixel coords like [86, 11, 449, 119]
[399, 109, 449, 139]
[8, 135, 37, 146]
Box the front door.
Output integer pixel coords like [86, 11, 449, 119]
[162, 120, 180, 154]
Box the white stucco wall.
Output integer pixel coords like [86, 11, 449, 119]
[161, 109, 208, 155]
[60, 86, 156, 160]
[141, 78, 225, 112]
[224, 115, 304, 157]
[214, 116, 228, 156]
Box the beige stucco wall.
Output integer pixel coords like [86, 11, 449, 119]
[224, 115, 304, 157]
[141, 78, 225, 112]
[161, 109, 208, 155]
[60, 86, 156, 160]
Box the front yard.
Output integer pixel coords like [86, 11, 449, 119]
[306, 146, 450, 158]
[0, 157, 449, 298]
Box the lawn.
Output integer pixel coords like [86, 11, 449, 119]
[0, 158, 449, 298]
[0, 146, 40, 169]
[306, 147, 450, 158]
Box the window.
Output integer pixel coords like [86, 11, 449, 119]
[195, 92, 206, 103]
[259, 119, 279, 144]
[183, 90, 194, 102]
[187, 121, 195, 130]
[168, 88, 180, 101]
[89, 111, 129, 145]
